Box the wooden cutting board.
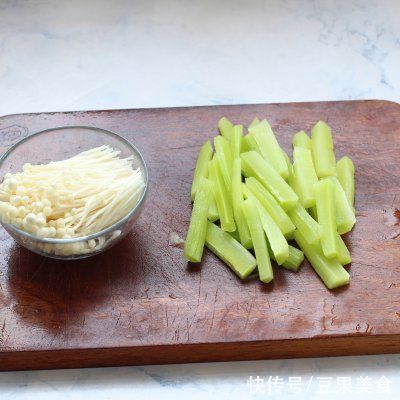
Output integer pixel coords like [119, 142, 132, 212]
[0, 100, 399, 371]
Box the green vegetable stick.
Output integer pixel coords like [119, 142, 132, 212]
[293, 130, 312, 149]
[255, 199, 289, 265]
[267, 241, 304, 272]
[206, 161, 220, 222]
[184, 178, 214, 262]
[282, 245, 304, 271]
[241, 199, 273, 283]
[292, 146, 319, 208]
[248, 117, 260, 129]
[336, 234, 351, 265]
[337, 156, 355, 209]
[288, 203, 322, 244]
[205, 222, 257, 279]
[330, 176, 356, 234]
[249, 119, 289, 179]
[294, 230, 350, 289]
[214, 135, 233, 189]
[288, 170, 300, 203]
[230, 125, 243, 158]
[282, 149, 293, 179]
[311, 121, 337, 178]
[208, 159, 236, 232]
[243, 133, 259, 153]
[208, 196, 219, 222]
[245, 187, 289, 264]
[315, 179, 338, 258]
[241, 151, 298, 210]
[245, 177, 295, 237]
[190, 140, 213, 201]
[218, 117, 233, 141]
[231, 158, 252, 249]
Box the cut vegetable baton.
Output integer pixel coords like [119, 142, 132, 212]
[205, 221, 256, 279]
[292, 146, 318, 208]
[190, 140, 219, 222]
[293, 130, 312, 149]
[245, 177, 295, 237]
[241, 151, 298, 210]
[288, 203, 321, 244]
[184, 116, 355, 290]
[330, 176, 356, 234]
[218, 117, 233, 141]
[337, 156, 355, 209]
[243, 187, 289, 265]
[184, 178, 214, 262]
[241, 199, 273, 283]
[248, 119, 289, 179]
[315, 178, 338, 258]
[231, 158, 252, 248]
[230, 125, 243, 158]
[256, 201, 289, 265]
[208, 158, 235, 232]
[294, 230, 350, 289]
[190, 140, 213, 201]
[267, 241, 304, 272]
[311, 121, 336, 178]
[214, 136, 233, 189]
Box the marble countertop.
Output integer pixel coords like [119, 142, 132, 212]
[0, 0, 399, 398]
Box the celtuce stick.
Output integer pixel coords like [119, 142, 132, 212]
[292, 146, 319, 208]
[248, 119, 289, 179]
[248, 117, 260, 129]
[315, 179, 338, 258]
[288, 203, 322, 244]
[184, 178, 214, 262]
[230, 125, 243, 158]
[205, 221, 256, 279]
[206, 154, 219, 222]
[214, 136, 233, 189]
[218, 117, 234, 141]
[267, 241, 304, 272]
[330, 176, 356, 234]
[255, 199, 289, 265]
[281, 245, 304, 272]
[243, 133, 259, 153]
[241, 198, 273, 283]
[292, 131, 312, 149]
[294, 230, 350, 289]
[311, 121, 337, 178]
[241, 151, 298, 210]
[208, 159, 235, 232]
[207, 196, 219, 222]
[281, 149, 293, 179]
[190, 140, 213, 201]
[245, 177, 295, 237]
[336, 234, 351, 266]
[231, 158, 252, 249]
[337, 156, 355, 209]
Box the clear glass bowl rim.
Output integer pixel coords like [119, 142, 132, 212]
[0, 125, 149, 244]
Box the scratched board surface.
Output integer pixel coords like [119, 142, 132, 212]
[0, 101, 399, 371]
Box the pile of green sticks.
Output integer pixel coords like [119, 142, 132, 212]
[184, 117, 355, 289]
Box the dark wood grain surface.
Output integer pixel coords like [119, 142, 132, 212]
[0, 100, 399, 371]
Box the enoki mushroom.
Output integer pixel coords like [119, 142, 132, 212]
[0, 145, 145, 239]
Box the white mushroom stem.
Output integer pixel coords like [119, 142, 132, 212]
[0, 145, 145, 240]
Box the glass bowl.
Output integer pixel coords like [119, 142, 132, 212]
[0, 126, 148, 260]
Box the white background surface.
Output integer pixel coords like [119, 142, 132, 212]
[0, 0, 399, 399]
